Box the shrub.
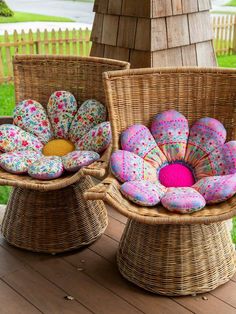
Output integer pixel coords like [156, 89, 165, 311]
[0, 0, 14, 17]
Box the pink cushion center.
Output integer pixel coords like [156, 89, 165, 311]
[159, 163, 195, 188]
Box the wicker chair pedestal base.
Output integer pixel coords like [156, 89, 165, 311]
[117, 219, 236, 296]
[1, 176, 108, 254]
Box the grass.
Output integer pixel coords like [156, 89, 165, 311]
[0, 11, 74, 23]
[217, 54, 236, 67]
[226, 0, 236, 6]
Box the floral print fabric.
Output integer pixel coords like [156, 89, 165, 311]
[110, 109, 236, 213]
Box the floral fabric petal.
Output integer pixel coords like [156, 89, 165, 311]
[47, 91, 77, 138]
[69, 99, 107, 143]
[62, 150, 100, 172]
[121, 124, 167, 169]
[0, 124, 43, 153]
[13, 99, 53, 144]
[75, 122, 111, 154]
[0, 150, 42, 174]
[193, 174, 236, 204]
[110, 150, 157, 183]
[151, 110, 189, 162]
[28, 156, 64, 180]
[121, 180, 167, 206]
[185, 117, 226, 167]
[195, 141, 236, 180]
[161, 187, 206, 214]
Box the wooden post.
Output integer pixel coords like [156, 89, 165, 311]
[233, 18, 236, 54]
[90, 0, 217, 68]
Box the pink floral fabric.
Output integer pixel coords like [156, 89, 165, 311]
[62, 151, 100, 172]
[110, 109, 236, 213]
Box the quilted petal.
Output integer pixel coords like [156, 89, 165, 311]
[193, 174, 236, 204]
[0, 124, 43, 153]
[13, 99, 53, 144]
[161, 187, 206, 214]
[62, 150, 100, 172]
[121, 124, 167, 168]
[121, 180, 166, 206]
[75, 122, 111, 154]
[185, 117, 226, 167]
[28, 156, 64, 180]
[0, 150, 42, 174]
[47, 91, 77, 138]
[195, 141, 236, 180]
[151, 110, 189, 162]
[69, 99, 107, 143]
[110, 150, 157, 183]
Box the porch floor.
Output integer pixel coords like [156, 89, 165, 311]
[0, 206, 236, 314]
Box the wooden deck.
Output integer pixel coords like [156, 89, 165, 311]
[0, 206, 235, 314]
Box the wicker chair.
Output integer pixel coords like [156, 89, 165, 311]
[0, 55, 129, 253]
[85, 67, 236, 296]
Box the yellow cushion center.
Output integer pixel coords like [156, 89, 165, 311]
[43, 139, 75, 157]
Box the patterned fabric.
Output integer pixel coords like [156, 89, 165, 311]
[69, 99, 107, 143]
[193, 174, 236, 204]
[13, 99, 53, 144]
[161, 187, 206, 213]
[185, 117, 226, 167]
[121, 124, 167, 168]
[47, 91, 78, 138]
[0, 151, 42, 174]
[62, 150, 100, 172]
[195, 141, 236, 179]
[76, 122, 111, 154]
[28, 156, 64, 180]
[0, 124, 43, 153]
[120, 180, 166, 206]
[151, 110, 189, 162]
[110, 150, 157, 183]
[110, 109, 236, 213]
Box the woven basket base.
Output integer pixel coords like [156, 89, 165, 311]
[117, 220, 236, 296]
[1, 176, 108, 254]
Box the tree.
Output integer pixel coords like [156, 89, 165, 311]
[0, 0, 14, 17]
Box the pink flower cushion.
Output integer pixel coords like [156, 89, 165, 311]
[121, 180, 167, 206]
[110, 150, 157, 183]
[151, 110, 189, 162]
[62, 151, 100, 172]
[161, 188, 206, 214]
[75, 122, 112, 154]
[47, 91, 78, 138]
[185, 118, 226, 167]
[69, 99, 107, 143]
[28, 156, 64, 180]
[121, 124, 167, 168]
[110, 109, 236, 212]
[0, 124, 43, 153]
[0, 151, 42, 174]
[193, 174, 236, 204]
[13, 99, 53, 144]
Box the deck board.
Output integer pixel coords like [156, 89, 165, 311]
[0, 206, 235, 314]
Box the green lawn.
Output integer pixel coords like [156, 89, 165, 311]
[226, 0, 236, 6]
[217, 54, 236, 67]
[0, 11, 74, 23]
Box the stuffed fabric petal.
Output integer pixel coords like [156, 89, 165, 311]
[28, 156, 64, 180]
[193, 174, 236, 204]
[195, 141, 236, 180]
[121, 180, 167, 206]
[47, 91, 77, 138]
[62, 150, 100, 172]
[185, 117, 226, 167]
[13, 99, 53, 144]
[0, 124, 43, 153]
[0, 150, 42, 174]
[110, 150, 157, 183]
[161, 187, 206, 214]
[76, 122, 111, 154]
[121, 125, 167, 169]
[69, 99, 107, 143]
[151, 110, 189, 162]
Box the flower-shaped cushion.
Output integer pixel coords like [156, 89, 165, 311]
[110, 110, 236, 214]
[0, 92, 112, 180]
